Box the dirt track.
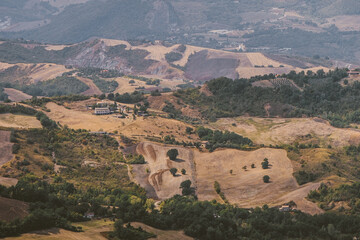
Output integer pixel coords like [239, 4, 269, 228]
[131, 142, 321, 214]
[134, 142, 196, 200]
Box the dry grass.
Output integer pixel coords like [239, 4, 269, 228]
[325, 15, 360, 31]
[208, 117, 360, 147]
[0, 114, 41, 129]
[45, 102, 196, 143]
[0, 176, 18, 187]
[3, 88, 32, 102]
[77, 77, 102, 95]
[195, 148, 298, 207]
[6, 219, 114, 240]
[0, 130, 13, 166]
[133, 142, 196, 200]
[24, 63, 68, 84]
[131, 141, 321, 214]
[130, 222, 193, 240]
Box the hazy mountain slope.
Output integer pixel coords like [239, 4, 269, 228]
[1, 0, 360, 63]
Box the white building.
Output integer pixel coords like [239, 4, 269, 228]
[94, 107, 110, 115]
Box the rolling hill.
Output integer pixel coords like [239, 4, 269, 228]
[1, 0, 360, 64]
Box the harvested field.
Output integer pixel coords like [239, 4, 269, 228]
[0, 197, 28, 222]
[28, 63, 68, 83]
[208, 117, 360, 147]
[195, 148, 299, 208]
[0, 114, 42, 129]
[6, 219, 114, 240]
[272, 182, 324, 215]
[45, 102, 197, 142]
[134, 142, 196, 200]
[130, 222, 193, 240]
[0, 176, 18, 187]
[132, 142, 320, 214]
[114, 77, 148, 94]
[0, 130, 13, 166]
[3, 88, 32, 102]
[77, 77, 102, 95]
[326, 15, 360, 31]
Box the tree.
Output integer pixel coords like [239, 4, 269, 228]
[186, 127, 193, 134]
[170, 168, 177, 176]
[229, 169, 233, 174]
[262, 158, 269, 169]
[180, 180, 194, 196]
[181, 169, 186, 175]
[263, 175, 270, 183]
[242, 166, 247, 171]
[167, 149, 179, 161]
[251, 164, 255, 168]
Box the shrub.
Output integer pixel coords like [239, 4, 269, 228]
[167, 149, 179, 161]
[170, 168, 177, 176]
[263, 175, 270, 183]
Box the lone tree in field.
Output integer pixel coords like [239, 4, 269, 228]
[170, 168, 177, 176]
[180, 180, 194, 195]
[167, 149, 179, 161]
[262, 158, 269, 169]
[181, 168, 186, 175]
[263, 175, 270, 183]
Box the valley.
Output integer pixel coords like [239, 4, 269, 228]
[0, 2, 360, 236]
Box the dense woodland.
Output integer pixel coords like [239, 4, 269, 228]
[1, 177, 360, 239]
[175, 69, 360, 127]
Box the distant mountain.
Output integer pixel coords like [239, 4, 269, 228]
[0, 0, 360, 64]
[0, 38, 332, 83]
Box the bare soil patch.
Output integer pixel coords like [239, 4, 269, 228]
[3, 88, 32, 102]
[77, 77, 102, 95]
[0, 197, 28, 222]
[134, 142, 196, 200]
[0, 176, 18, 187]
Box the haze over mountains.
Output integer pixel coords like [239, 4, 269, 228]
[1, 0, 360, 65]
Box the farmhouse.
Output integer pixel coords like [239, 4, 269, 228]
[347, 70, 360, 77]
[94, 107, 110, 115]
[279, 204, 291, 212]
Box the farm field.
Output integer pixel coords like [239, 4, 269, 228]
[0, 114, 42, 129]
[195, 148, 301, 208]
[0, 197, 28, 222]
[0, 176, 18, 187]
[131, 142, 321, 214]
[3, 88, 32, 102]
[0, 130, 13, 166]
[134, 142, 196, 200]
[130, 222, 193, 240]
[5, 220, 114, 240]
[45, 102, 197, 142]
[207, 117, 360, 147]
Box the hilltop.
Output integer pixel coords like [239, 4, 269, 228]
[0, 38, 331, 101]
[1, 0, 360, 64]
